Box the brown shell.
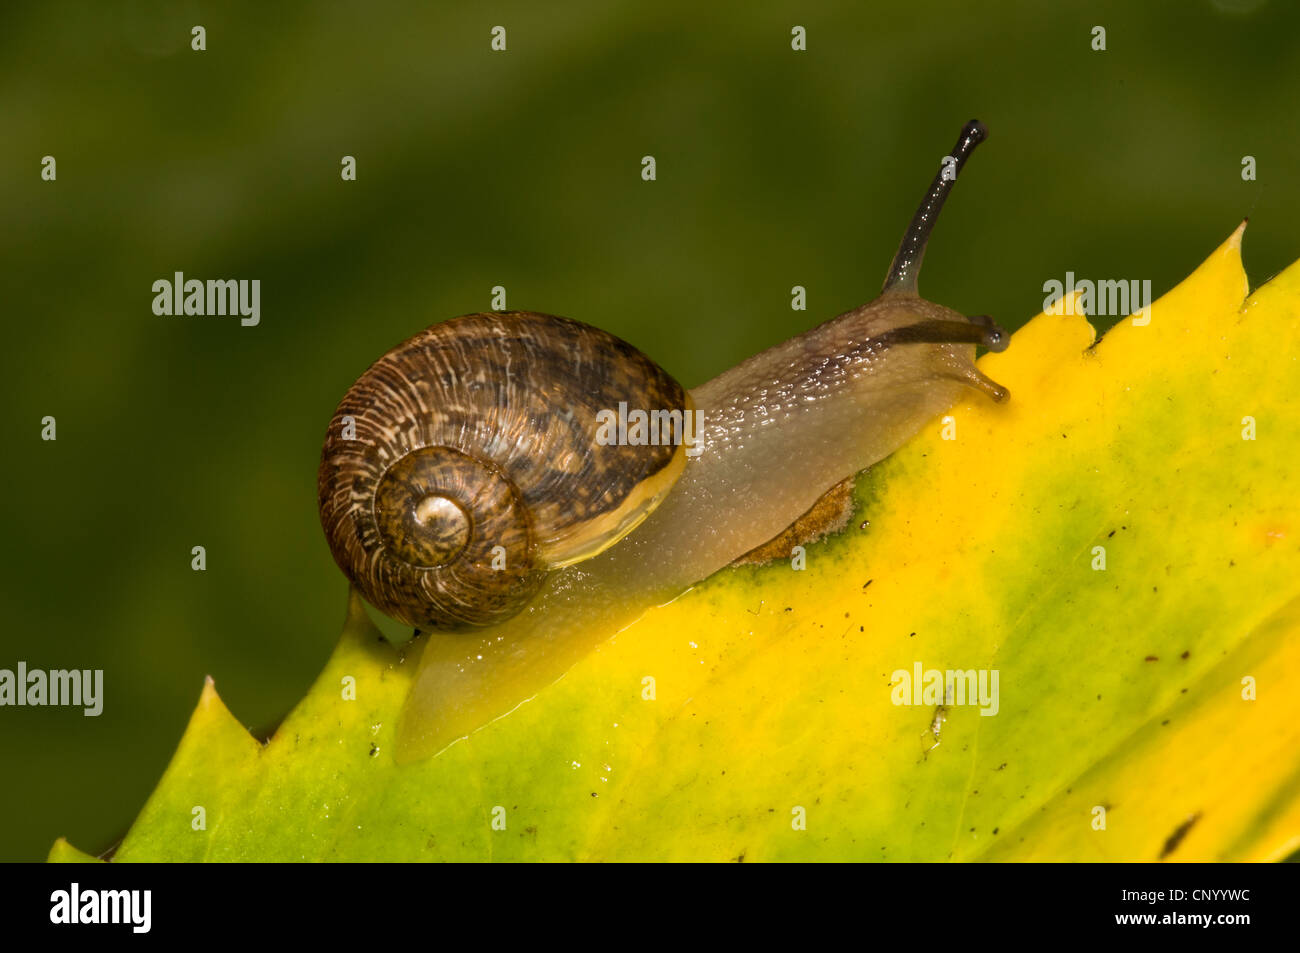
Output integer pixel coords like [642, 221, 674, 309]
[317, 311, 688, 629]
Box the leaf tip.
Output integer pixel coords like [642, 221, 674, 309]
[1206, 222, 1251, 308]
[190, 674, 261, 753]
[980, 289, 1094, 388]
[196, 673, 221, 711]
[46, 837, 104, 864]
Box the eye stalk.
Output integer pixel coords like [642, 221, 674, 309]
[878, 315, 1009, 353]
[883, 119, 988, 297]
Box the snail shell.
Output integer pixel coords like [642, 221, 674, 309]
[318, 311, 689, 629]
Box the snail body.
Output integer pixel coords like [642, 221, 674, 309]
[318, 121, 1010, 760]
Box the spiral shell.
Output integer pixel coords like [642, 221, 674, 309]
[318, 311, 689, 629]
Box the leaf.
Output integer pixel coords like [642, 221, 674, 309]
[46, 839, 103, 863]
[51, 225, 1300, 861]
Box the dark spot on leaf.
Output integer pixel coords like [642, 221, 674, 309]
[1145, 655, 1159, 662]
[1159, 812, 1202, 859]
[1181, 650, 1190, 659]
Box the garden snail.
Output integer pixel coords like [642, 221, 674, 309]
[318, 120, 1010, 761]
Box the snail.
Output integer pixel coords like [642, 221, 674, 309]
[318, 120, 1010, 761]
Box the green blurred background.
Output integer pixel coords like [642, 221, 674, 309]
[2, 0, 1296, 861]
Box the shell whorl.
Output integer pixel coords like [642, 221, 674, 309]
[318, 311, 689, 629]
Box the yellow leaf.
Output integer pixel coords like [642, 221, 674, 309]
[54, 226, 1300, 861]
